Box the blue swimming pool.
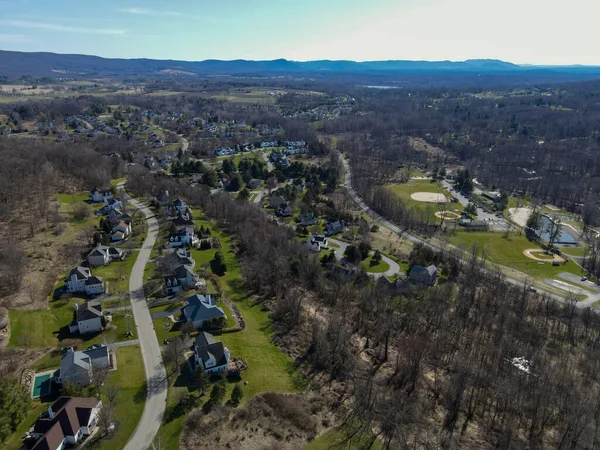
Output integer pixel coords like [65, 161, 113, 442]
[538, 215, 579, 245]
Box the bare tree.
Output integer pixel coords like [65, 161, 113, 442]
[98, 403, 115, 436]
[103, 383, 120, 405]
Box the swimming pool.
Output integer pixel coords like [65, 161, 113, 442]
[538, 215, 579, 245]
[32, 373, 52, 398]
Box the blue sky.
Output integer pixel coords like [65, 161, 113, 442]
[0, 0, 598, 64]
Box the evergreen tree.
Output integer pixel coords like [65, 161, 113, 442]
[230, 384, 244, 407]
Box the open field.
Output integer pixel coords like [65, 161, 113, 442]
[386, 179, 458, 221]
[447, 231, 585, 281]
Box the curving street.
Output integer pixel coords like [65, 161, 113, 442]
[118, 182, 168, 450]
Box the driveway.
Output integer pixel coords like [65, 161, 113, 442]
[326, 237, 401, 279]
[118, 183, 168, 450]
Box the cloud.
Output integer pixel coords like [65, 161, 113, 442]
[0, 33, 29, 43]
[117, 7, 182, 16]
[0, 19, 125, 35]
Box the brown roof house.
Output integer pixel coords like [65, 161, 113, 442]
[31, 396, 102, 450]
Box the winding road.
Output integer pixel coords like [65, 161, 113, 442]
[327, 237, 401, 279]
[118, 182, 167, 450]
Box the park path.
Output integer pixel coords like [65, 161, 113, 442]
[118, 182, 168, 450]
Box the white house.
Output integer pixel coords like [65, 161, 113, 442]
[89, 188, 113, 203]
[168, 227, 196, 248]
[64, 267, 104, 296]
[56, 345, 111, 386]
[104, 197, 122, 211]
[260, 141, 278, 148]
[286, 140, 306, 147]
[164, 264, 199, 295]
[31, 397, 102, 450]
[74, 301, 103, 334]
[111, 221, 132, 242]
[167, 199, 188, 216]
[307, 235, 328, 253]
[193, 332, 230, 374]
[87, 245, 124, 267]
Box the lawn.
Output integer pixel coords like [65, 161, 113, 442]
[386, 179, 459, 220]
[361, 256, 391, 273]
[87, 346, 146, 450]
[8, 309, 58, 348]
[94, 253, 138, 294]
[56, 192, 100, 228]
[447, 231, 585, 280]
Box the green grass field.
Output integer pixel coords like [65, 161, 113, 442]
[386, 179, 460, 221]
[447, 231, 585, 280]
[94, 253, 138, 294]
[8, 309, 58, 348]
[87, 345, 146, 450]
[361, 256, 391, 273]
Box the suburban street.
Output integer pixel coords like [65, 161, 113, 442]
[118, 182, 168, 450]
[339, 157, 585, 305]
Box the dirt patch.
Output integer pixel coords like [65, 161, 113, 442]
[435, 211, 461, 219]
[523, 248, 565, 263]
[544, 279, 588, 296]
[411, 192, 448, 203]
[408, 137, 445, 156]
[508, 207, 533, 227]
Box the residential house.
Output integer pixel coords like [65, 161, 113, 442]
[376, 276, 410, 294]
[89, 188, 113, 203]
[168, 227, 196, 248]
[107, 208, 132, 226]
[111, 221, 132, 242]
[170, 214, 195, 230]
[167, 199, 188, 216]
[260, 141, 278, 148]
[167, 248, 196, 271]
[286, 140, 306, 148]
[31, 397, 102, 450]
[285, 146, 307, 155]
[182, 294, 226, 329]
[193, 332, 230, 374]
[408, 265, 438, 287]
[292, 178, 306, 192]
[104, 197, 122, 211]
[73, 301, 103, 334]
[277, 202, 293, 217]
[307, 235, 328, 252]
[325, 220, 345, 236]
[297, 212, 317, 226]
[269, 195, 286, 210]
[247, 179, 262, 189]
[164, 264, 199, 295]
[86, 245, 124, 267]
[64, 267, 104, 296]
[56, 345, 111, 386]
[153, 190, 170, 206]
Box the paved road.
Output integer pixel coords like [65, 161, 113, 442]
[327, 237, 401, 279]
[340, 157, 579, 306]
[181, 136, 189, 153]
[262, 151, 275, 172]
[118, 182, 168, 450]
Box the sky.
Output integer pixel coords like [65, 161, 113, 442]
[0, 0, 598, 65]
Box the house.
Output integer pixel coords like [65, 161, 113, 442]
[286, 140, 306, 148]
[325, 220, 345, 236]
[408, 265, 438, 287]
[260, 141, 278, 148]
[277, 202, 293, 217]
[247, 179, 262, 190]
[64, 267, 104, 296]
[193, 332, 230, 374]
[167, 199, 188, 216]
[87, 245, 124, 267]
[182, 294, 226, 329]
[376, 276, 410, 294]
[292, 178, 306, 192]
[31, 397, 102, 450]
[308, 235, 328, 252]
[168, 227, 196, 248]
[168, 248, 196, 271]
[163, 263, 199, 295]
[111, 221, 132, 242]
[104, 197, 122, 211]
[285, 147, 307, 155]
[269, 195, 286, 210]
[73, 301, 103, 334]
[153, 190, 170, 206]
[107, 208, 132, 226]
[56, 345, 111, 386]
[297, 212, 317, 226]
[170, 214, 195, 230]
[89, 188, 113, 203]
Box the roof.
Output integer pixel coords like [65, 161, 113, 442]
[68, 267, 91, 280]
[85, 276, 103, 286]
[171, 214, 194, 227]
[172, 198, 186, 207]
[174, 264, 195, 279]
[194, 332, 228, 367]
[183, 294, 225, 324]
[76, 301, 102, 322]
[32, 397, 101, 449]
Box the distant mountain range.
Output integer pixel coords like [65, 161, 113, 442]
[1, 50, 600, 79]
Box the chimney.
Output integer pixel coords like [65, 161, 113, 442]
[47, 405, 54, 419]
